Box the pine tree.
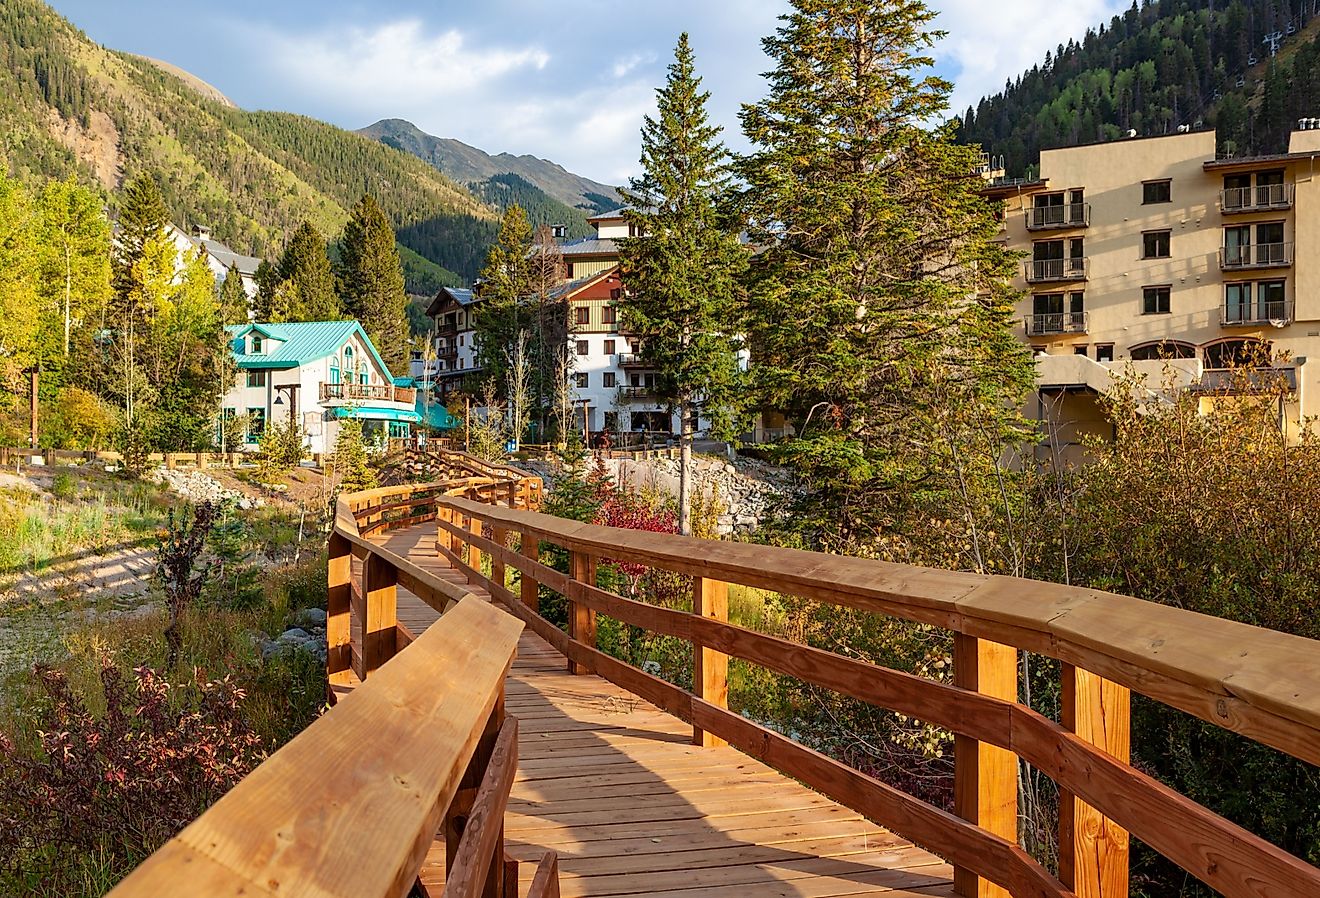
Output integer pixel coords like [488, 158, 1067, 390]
[217, 263, 249, 325]
[340, 194, 408, 373]
[618, 33, 749, 536]
[278, 220, 341, 320]
[112, 172, 168, 308]
[738, 0, 1035, 546]
[332, 417, 376, 493]
[473, 204, 533, 395]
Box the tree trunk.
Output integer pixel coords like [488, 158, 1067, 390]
[64, 245, 72, 356]
[679, 398, 693, 536]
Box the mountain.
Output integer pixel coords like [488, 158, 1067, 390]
[0, 0, 503, 292]
[358, 118, 621, 217]
[959, 0, 1320, 176]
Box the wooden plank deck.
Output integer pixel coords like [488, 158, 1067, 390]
[369, 524, 956, 898]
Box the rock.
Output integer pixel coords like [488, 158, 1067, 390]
[289, 607, 327, 630]
[277, 627, 313, 645]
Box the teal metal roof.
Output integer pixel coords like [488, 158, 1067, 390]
[416, 396, 460, 431]
[327, 406, 421, 423]
[226, 321, 395, 378]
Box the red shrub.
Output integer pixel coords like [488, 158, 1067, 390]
[0, 659, 265, 889]
[594, 493, 678, 579]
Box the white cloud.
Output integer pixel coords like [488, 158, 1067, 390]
[253, 19, 549, 108]
[612, 52, 656, 80]
[932, 0, 1128, 118]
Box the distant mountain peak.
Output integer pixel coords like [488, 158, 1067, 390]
[357, 118, 620, 214]
[135, 56, 235, 108]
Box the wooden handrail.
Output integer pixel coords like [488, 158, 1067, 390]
[106, 595, 522, 898]
[432, 493, 1320, 898]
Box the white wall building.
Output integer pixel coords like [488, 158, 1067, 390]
[221, 321, 418, 456]
[167, 224, 261, 300]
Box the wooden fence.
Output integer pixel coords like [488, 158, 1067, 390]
[417, 492, 1320, 898]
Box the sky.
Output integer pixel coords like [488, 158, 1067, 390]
[48, 0, 1129, 186]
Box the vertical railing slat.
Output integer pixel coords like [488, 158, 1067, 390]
[362, 553, 398, 677]
[1060, 664, 1131, 898]
[520, 530, 540, 613]
[326, 531, 353, 686]
[953, 633, 1018, 898]
[693, 576, 729, 748]
[568, 551, 597, 675]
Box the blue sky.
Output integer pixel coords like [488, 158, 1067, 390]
[49, 0, 1127, 185]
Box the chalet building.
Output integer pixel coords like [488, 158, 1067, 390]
[167, 224, 261, 299]
[221, 320, 417, 455]
[985, 122, 1320, 452]
[424, 208, 745, 440]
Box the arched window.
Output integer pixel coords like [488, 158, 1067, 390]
[1129, 340, 1196, 361]
[358, 360, 368, 385]
[329, 361, 340, 385]
[343, 346, 354, 371]
[1203, 338, 1271, 370]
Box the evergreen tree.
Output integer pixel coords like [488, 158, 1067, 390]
[217, 263, 249, 325]
[738, 0, 1034, 547]
[277, 220, 341, 320]
[332, 417, 376, 493]
[112, 172, 168, 307]
[473, 204, 533, 395]
[618, 33, 749, 536]
[340, 194, 408, 373]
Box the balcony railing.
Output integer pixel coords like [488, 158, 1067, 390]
[319, 383, 417, 405]
[1025, 257, 1089, 283]
[1024, 203, 1091, 230]
[1219, 242, 1293, 269]
[1221, 184, 1293, 213]
[1221, 299, 1294, 327]
[1025, 311, 1088, 336]
[620, 386, 658, 401]
[617, 353, 652, 367]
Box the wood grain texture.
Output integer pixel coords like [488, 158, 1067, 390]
[568, 551, 597, 676]
[327, 531, 353, 687]
[1059, 666, 1129, 898]
[445, 717, 519, 898]
[953, 635, 1017, 898]
[362, 552, 399, 677]
[520, 531, 539, 613]
[693, 577, 729, 748]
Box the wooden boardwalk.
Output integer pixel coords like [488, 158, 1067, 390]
[369, 525, 955, 898]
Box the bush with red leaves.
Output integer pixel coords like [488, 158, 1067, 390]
[0, 659, 265, 892]
[594, 494, 679, 580]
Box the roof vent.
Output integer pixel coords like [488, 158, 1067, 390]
[1125, 129, 1138, 138]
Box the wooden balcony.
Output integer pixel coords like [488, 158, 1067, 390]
[319, 382, 417, 405]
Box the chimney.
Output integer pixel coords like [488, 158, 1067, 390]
[193, 225, 212, 242]
[551, 224, 567, 240]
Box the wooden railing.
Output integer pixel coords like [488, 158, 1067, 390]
[108, 453, 550, 898]
[416, 493, 1320, 898]
[319, 382, 418, 405]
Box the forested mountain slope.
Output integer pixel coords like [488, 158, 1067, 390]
[959, 0, 1320, 175]
[0, 0, 502, 290]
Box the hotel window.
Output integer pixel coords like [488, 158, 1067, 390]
[1142, 180, 1171, 204]
[604, 339, 616, 355]
[576, 340, 589, 356]
[246, 369, 267, 388]
[603, 305, 617, 324]
[603, 372, 617, 388]
[575, 306, 590, 325]
[250, 335, 264, 355]
[1142, 286, 1171, 315]
[1095, 344, 1114, 363]
[1142, 230, 1170, 259]
[1073, 345, 1089, 356]
[575, 373, 589, 388]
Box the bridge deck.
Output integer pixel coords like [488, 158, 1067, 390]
[370, 524, 955, 898]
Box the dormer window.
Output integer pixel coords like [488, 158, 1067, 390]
[250, 335, 264, 355]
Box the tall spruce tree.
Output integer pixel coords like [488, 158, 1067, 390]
[618, 33, 749, 536]
[111, 172, 168, 316]
[738, 0, 1034, 547]
[473, 204, 533, 396]
[340, 194, 408, 373]
[217, 263, 249, 325]
[278, 220, 341, 320]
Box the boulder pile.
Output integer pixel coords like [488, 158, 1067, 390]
[149, 465, 262, 509]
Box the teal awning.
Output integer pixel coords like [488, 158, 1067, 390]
[417, 398, 460, 431]
[328, 406, 421, 423]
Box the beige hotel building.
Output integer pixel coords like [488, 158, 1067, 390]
[984, 124, 1320, 449]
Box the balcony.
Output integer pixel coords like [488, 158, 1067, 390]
[1219, 243, 1293, 270]
[1025, 311, 1088, 336]
[1025, 258, 1089, 283]
[1221, 300, 1294, 327]
[1024, 203, 1090, 231]
[319, 383, 417, 405]
[620, 386, 658, 401]
[437, 342, 458, 360]
[1221, 184, 1293, 213]
[617, 353, 652, 368]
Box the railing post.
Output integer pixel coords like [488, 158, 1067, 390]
[326, 532, 353, 686]
[445, 685, 506, 898]
[491, 527, 508, 592]
[438, 505, 455, 554]
[520, 530, 539, 613]
[953, 633, 1018, 898]
[466, 513, 484, 578]
[568, 551, 597, 675]
[693, 576, 728, 748]
[1060, 665, 1131, 898]
[361, 554, 398, 677]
